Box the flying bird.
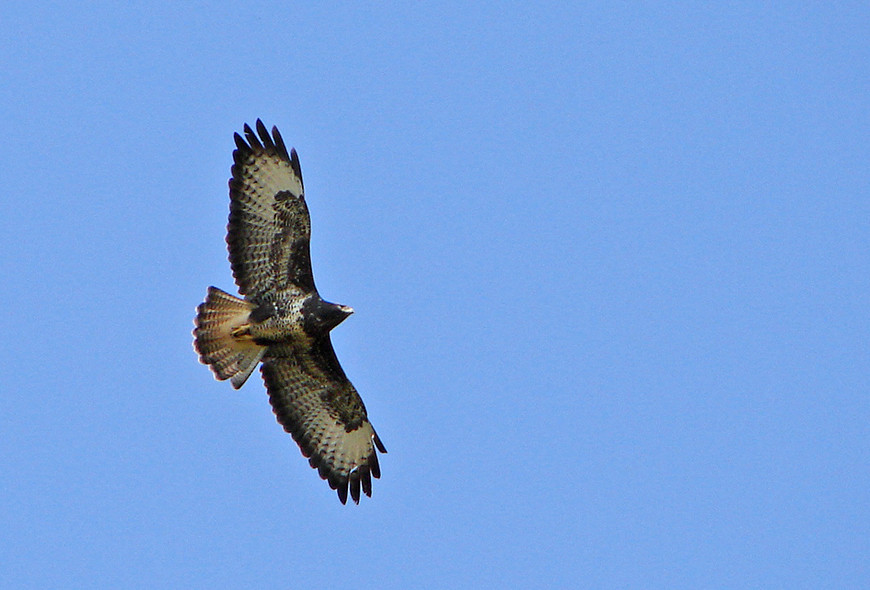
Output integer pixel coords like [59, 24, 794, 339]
[193, 120, 386, 504]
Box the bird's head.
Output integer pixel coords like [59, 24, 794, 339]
[303, 296, 354, 334]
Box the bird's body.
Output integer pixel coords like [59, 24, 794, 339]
[193, 121, 385, 504]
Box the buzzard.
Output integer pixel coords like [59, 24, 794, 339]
[193, 120, 386, 504]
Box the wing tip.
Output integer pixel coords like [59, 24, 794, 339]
[243, 123, 261, 150]
[349, 470, 362, 504]
[374, 432, 387, 454]
[337, 480, 349, 504]
[314, 437, 385, 504]
[233, 120, 294, 164]
[273, 127, 291, 161]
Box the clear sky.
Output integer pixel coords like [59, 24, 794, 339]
[1, 3, 867, 588]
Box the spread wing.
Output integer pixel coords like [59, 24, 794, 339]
[261, 338, 387, 504]
[227, 120, 314, 301]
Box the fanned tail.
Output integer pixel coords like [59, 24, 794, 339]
[193, 287, 265, 389]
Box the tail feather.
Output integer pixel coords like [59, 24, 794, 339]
[193, 287, 265, 389]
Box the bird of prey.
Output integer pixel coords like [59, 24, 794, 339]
[193, 120, 386, 504]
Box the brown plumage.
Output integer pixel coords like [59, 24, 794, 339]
[193, 120, 386, 504]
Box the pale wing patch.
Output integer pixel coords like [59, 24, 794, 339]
[247, 152, 303, 202]
[306, 417, 378, 476]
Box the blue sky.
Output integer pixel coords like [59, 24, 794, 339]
[1, 2, 867, 588]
